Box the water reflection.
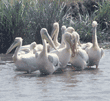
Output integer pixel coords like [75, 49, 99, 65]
[14, 71, 41, 78]
[84, 68, 100, 74]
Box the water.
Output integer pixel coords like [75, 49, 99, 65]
[0, 49, 110, 101]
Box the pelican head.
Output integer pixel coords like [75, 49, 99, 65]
[64, 32, 75, 44]
[66, 27, 75, 33]
[64, 32, 76, 57]
[61, 25, 66, 35]
[64, 32, 72, 43]
[6, 37, 23, 55]
[51, 22, 59, 39]
[92, 21, 98, 27]
[40, 28, 57, 50]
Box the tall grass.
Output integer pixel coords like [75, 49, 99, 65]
[64, 0, 110, 43]
[0, 0, 110, 53]
[0, 0, 30, 43]
[23, 0, 71, 44]
[95, 0, 110, 30]
[0, 0, 71, 45]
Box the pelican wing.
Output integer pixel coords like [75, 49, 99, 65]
[33, 44, 43, 52]
[78, 50, 88, 61]
[20, 48, 30, 52]
[21, 54, 37, 69]
[48, 54, 59, 67]
[18, 49, 30, 55]
[101, 48, 104, 57]
[19, 44, 30, 51]
[78, 50, 85, 59]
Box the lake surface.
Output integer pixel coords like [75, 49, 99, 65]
[0, 49, 110, 101]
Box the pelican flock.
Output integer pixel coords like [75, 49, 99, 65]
[6, 21, 104, 74]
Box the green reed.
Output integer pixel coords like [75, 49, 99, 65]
[0, 0, 109, 46]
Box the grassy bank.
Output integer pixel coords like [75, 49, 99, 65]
[0, 0, 110, 53]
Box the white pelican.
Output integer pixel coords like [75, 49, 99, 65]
[35, 28, 60, 75]
[57, 25, 67, 49]
[64, 28, 88, 70]
[18, 41, 37, 54]
[64, 27, 81, 56]
[12, 41, 37, 60]
[86, 21, 104, 68]
[34, 23, 59, 53]
[49, 23, 67, 51]
[51, 22, 60, 48]
[50, 32, 75, 68]
[18, 41, 37, 55]
[65, 27, 81, 49]
[6, 37, 38, 73]
[33, 44, 43, 54]
[80, 42, 93, 50]
[6, 28, 57, 73]
[61, 25, 66, 35]
[69, 44, 89, 71]
[65, 26, 75, 33]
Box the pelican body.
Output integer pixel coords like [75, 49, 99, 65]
[65, 27, 81, 51]
[50, 32, 75, 68]
[18, 42, 37, 55]
[6, 28, 58, 74]
[58, 25, 67, 49]
[70, 47, 89, 70]
[33, 44, 43, 54]
[66, 28, 89, 70]
[6, 37, 38, 73]
[86, 21, 104, 68]
[35, 28, 60, 75]
[50, 23, 67, 51]
[51, 22, 60, 48]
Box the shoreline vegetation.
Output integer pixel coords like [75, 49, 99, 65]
[0, 0, 110, 53]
